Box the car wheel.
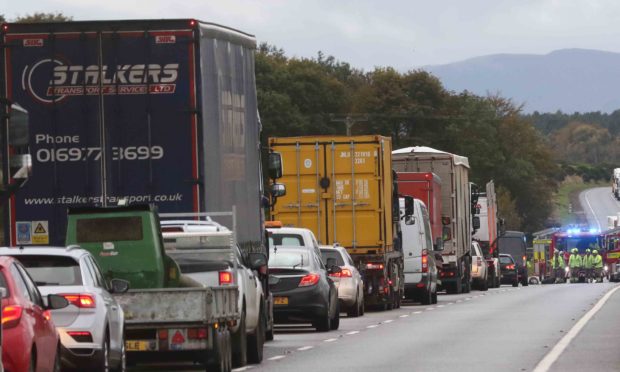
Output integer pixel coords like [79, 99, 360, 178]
[421, 288, 432, 305]
[95, 334, 111, 372]
[431, 288, 438, 304]
[111, 335, 126, 372]
[347, 294, 361, 318]
[232, 309, 248, 368]
[360, 296, 365, 316]
[330, 301, 340, 330]
[247, 308, 265, 364]
[53, 344, 62, 372]
[28, 348, 36, 372]
[512, 280, 519, 287]
[314, 305, 331, 332]
[481, 275, 489, 291]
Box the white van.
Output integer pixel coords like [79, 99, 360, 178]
[400, 198, 439, 304]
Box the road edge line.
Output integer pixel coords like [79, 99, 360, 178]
[532, 284, 620, 372]
[583, 188, 602, 231]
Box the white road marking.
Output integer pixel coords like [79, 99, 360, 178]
[437, 305, 445, 308]
[367, 324, 379, 328]
[346, 331, 360, 335]
[233, 367, 254, 372]
[400, 314, 409, 318]
[456, 300, 463, 303]
[297, 346, 314, 351]
[465, 298, 471, 301]
[447, 302, 454, 305]
[324, 338, 337, 343]
[413, 311, 422, 314]
[383, 319, 394, 323]
[268, 355, 286, 361]
[426, 307, 435, 311]
[533, 285, 620, 372]
[584, 189, 602, 231]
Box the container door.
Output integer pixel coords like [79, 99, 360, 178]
[324, 141, 383, 252]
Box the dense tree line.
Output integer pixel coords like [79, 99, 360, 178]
[257, 45, 559, 232]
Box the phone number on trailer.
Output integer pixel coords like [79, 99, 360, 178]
[36, 146, 164, 162]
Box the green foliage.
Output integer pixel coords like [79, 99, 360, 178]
[15, 12, 72, 23]
[257, 45, 560, 232]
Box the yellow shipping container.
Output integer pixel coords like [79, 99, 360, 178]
[269, 135, 395, 256]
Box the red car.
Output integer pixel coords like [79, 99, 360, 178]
[1, 256, 68, 372]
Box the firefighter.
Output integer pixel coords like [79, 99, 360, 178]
[551, 250, 566, 283]
[569, 248, 582, 282]
[592, 250, 604, 282]
[583, 248, 593, 282]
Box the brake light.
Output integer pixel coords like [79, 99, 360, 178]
[298, 273, 321, 287]
[2, 305, 23, 329]
[61, 294, 96, 309]
[219, 271, 233, 285]
[506, 264, 515, 270]
[67, 331, 93, 343]
[330, 268, 352, 278]
[421, 249, 428, 273]
[366, 263, 384, 270]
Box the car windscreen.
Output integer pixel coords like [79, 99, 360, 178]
[269, 249, 310, 269]
[499, 256, 514, 264]
[0, 271, 8, 297]
[16, 255, 83, 286]
[269, 233, 304, 246]
[76, 217, 143, 243]
[320, 250, 345, 266]
[498, 237, 525, 264]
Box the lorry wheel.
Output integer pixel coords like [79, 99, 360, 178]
[232, 310, 248, 368]
[247, 308, 265, 364]
[330, 302, 340, 330]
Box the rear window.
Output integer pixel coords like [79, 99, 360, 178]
[269, 249, 310, 269]
[16, 255, 82, 286]
[269, 234, 304, 246]
[0, 271, 8, 297]
[499, 256, 514, 264]
[499, 237, 526, 264]
[77, 217, 143, 242]
[320, 250, 345, 266]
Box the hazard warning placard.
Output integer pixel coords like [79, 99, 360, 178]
[32, 221, 49, 244]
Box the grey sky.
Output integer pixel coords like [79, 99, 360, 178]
[3, 0, 620, 70]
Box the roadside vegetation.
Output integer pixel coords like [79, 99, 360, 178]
[552, 176, 608, 226]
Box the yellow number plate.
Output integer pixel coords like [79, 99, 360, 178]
[126, 340, 152, 351]
[274, 297, 289, 305]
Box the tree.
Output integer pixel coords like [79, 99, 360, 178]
[15, 12, 72, 23]
[0, 15, 5, 23]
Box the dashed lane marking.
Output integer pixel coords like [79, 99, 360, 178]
[233, 367, 254, 372]
[346, 331, 360, 335]
[383, 320, 394, 323]
[367, 324, 379, 329]
[400, 314, 409, 318]
[297, 346, 313, 351]
[324, 338, 337, 343]
[437, 305, 445, 308]
[268, 356, 286, 361]
[413, 311, 422, 314]
[426, 307, 435, 311]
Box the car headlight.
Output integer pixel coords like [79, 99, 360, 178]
[565, 267, 570, 273]
[604, 265, 609, 271]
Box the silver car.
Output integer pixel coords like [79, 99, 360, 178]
[319, 245, 364, 317]
[0, 246, 127, 372]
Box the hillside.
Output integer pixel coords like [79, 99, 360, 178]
[424, 49, 620, 113]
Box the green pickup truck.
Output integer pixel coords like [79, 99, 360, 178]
[66, 205, 240, 372]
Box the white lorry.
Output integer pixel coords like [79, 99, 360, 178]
[393, 146, 472, 294]
[472, 181, 502, 288]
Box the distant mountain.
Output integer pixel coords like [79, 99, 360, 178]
[423, 49, 620, 113]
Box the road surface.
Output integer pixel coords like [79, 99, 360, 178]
[579, 186, 619, 231]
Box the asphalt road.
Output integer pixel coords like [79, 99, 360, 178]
[579, 186, 619, 231]
[129, 283, 620, 372]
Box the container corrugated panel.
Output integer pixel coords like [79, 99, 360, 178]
[269, 135, 393, 256]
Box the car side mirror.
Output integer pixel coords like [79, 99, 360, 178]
[270, 183, 286, 198]
[46, 294, 69, 310]
[268, 152, 283, 180]
[248, 252, 268, 270]
[110, 279, 130, 294]
[328, 265, 342, 274]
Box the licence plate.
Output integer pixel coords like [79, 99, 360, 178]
[126, 340, 153, 351]
[274, 296, 289, 305]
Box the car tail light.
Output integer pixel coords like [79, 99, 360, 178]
[522, 255, 526, 263]
[298, 273, 320, 287]
[440, 271, 455, 278]
[67, 331, 93, 343]
[330, 268, 352, 278]
[188, 328, 208, 340]
[43, 310, 52, 321]
[61, 294, 96, 309]
[219, 271, 233, 285]
[366, 263, 384, 270]
[421, 249, 428, 273]
[506, 264, 515, 270]
[2, 305, 23, 329]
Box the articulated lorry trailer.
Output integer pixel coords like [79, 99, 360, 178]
[268, 135, 407, 310]
[392, 146, 472, 294]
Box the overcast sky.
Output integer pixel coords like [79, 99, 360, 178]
[3, 0, 620, 70]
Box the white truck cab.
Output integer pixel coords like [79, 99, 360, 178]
[400, 198, 438, 305]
